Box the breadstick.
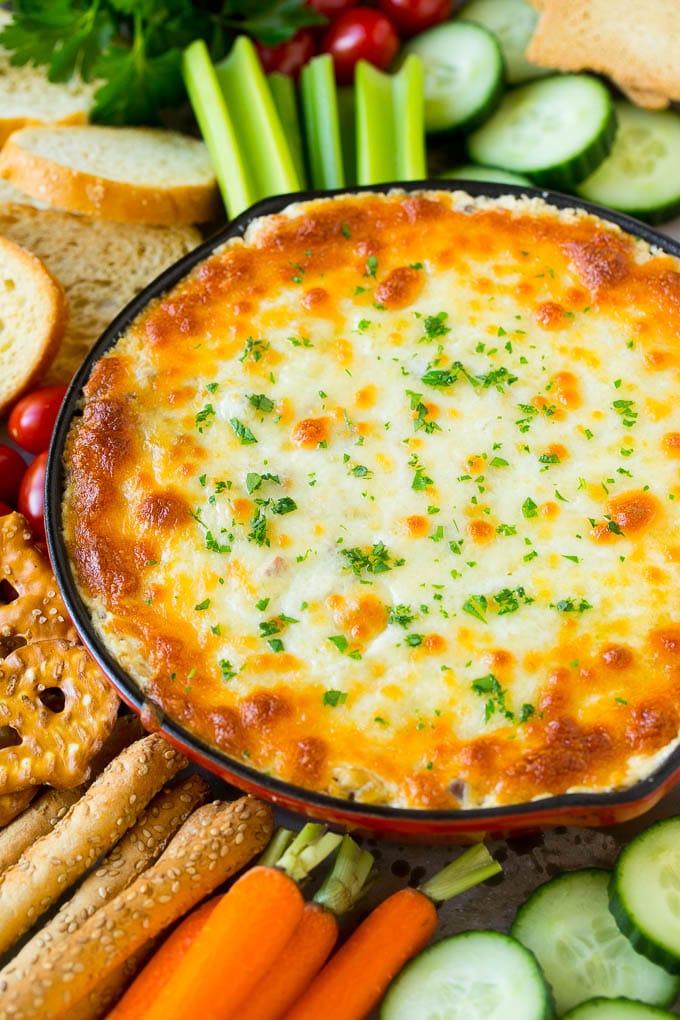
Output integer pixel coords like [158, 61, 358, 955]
[0, 732, 187, 956]
[0, 773, 209, 987]
[0, 796, 274, 1020]
[66, 943, 158, 1020]
[0, 714, 144, 874]
[0, 787, 35, 828]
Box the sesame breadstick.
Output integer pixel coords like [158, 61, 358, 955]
[0, 732, 187, 956]
[0, 787, 36, 828]
[66, 944, 158, 1020]
[0, 714, 144, 874]
[0, 773, 209, 987]
[0, 796, 274, 1020]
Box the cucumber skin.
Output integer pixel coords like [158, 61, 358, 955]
[562, 997, 677, 1019]
[467, 76, 618, 190]
[609, 818, 680, 976]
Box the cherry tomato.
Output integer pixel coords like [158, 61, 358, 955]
[255, 28, 316, 77]
[322, 8, 400, 84]
[377, 0, 453, 37]
[8, 384, 68, 455]
[0, 444, 27, 505]
[17, 450, 48, 540]
[307, 0, 359, 15]
[0, 501, 13, 517]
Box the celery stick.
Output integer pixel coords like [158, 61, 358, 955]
[268, 72, 308, 189]
[214, 36, 301, 212]
[337, 85, 357, 186]
[182, 39, 253, 219]
[300, 53, 345, 190]
[356, 55, 426, 186]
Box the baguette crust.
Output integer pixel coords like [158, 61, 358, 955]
[0, 127, 220, 225]
[0, 732, 187, 957]
[0, 235, 66, 415]
[0, 796, 274, 1020]
[0, 111, 87, 150]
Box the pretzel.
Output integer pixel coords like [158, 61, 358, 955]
[0, 787, 36, 828]
[0, 512, 77, 656]
[0, 638, 120, 793]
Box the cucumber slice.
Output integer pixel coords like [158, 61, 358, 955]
[380, 930, 554, 1020]
[401, 21, 504, 134]
[511, 869, 680, 1016]
[563, 997, 677, 1019]
[467, 74, 616, 189]
[439, 163, 532, 186]
[609, 816, 680, 974]
[577, 101, 680, 224]
[460, 0, 548, 84]
[300, 54, 345, 190]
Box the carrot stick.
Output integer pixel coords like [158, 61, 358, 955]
[105, 896, 219, 1019]
[238, 901, 339, 1020]
[139, 865, 305, 1020]
[283, 843, 501, 1020]
[282, 886, 436, 1020]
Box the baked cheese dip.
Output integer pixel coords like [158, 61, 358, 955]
[62, 189, 680, 810]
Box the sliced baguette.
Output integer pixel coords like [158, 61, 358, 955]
[0, 234, 66, 414]
[0, 11, 97, 147]
[0, 204, 201, 384]
[0, 125, 221, 225]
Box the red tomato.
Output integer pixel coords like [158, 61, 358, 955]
[322, 8, 400, 84]
[0, 444, 27, 504]
[8, 384, 68, 455]
[17, 450, 48, 540]
[0, 501, 13, 517]
[255, 28, 316, 77]
[307, 0, 359, 15]
[377, 0, 453, 36]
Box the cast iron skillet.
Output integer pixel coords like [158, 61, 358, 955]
[45, 180, 680, 841]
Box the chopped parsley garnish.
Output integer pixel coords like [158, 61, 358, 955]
[205, 530, 231, 554]
[612, 398, 638, 428]
[247, 393, 274, 412]
[229, 418, 257, 444]
[405, 633, 424, 647]
[239, 336, 269, 363]
[477, 366, 518, 392]
[323, 689, 348, 707]
[388, 604, 415, 627]
[419, 311, 450, 342]
[328, 634, 349, 652]
[409, 453, 433, 490]
[551, 597, 593, 613]
[194, 598, 210, 611]
[246, 472, 280, 494]
[195, 403, 215, 433]
[365, 255, 378, 277]
[471, 673, 514, 723]
[421, 360, 477, 389]
[463, 594, 488, 622]
[219, 659, 237, 682]
[340, 542, 405, 576]
[522, 498, 539, 518]
[406, 390, 441, 434]
[271, 497, 298, 515]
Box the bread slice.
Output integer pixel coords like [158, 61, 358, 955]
[0, 11, 97, 147]
[0, 178, 49, 207]
[0, 204, 201, 384]
[0, 125, 221, 225]
[526, 0, 680, 103]
[0, 234, 66, 414]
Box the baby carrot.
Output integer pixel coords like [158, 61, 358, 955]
[238, 901, 339, 1020]
[140, 865, 305, 1020]
[106, 896, 219, 1019]
[283, 843, 501, 1020]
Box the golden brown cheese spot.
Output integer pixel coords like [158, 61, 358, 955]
[548, 443, 568, 462]
[207, 707, 243, 754]
[293, 417, 330, 447]
[467, 520, 495, 543]
[650, 625, 680, 661]
[539, 501, 559, 519]
[230, 498, 253, 523]
[535, 301, 566, 329]
[423, 634, 446, 654]
[137, 493, 190, 530]
[355, 385, 377, 409]
[607, 490, 659, 533]
[601, 645, 634, 670]
[375, 266, 424, 309]
[644, 349, 674, 370]
[327, 593, 388, 645]
[239, 690, 291, 730]
[663, 432, 680, 457]
[403, 515, 429, 537]
[465, 454, 485, 473]
[551, 371, 581, 409]
[482, 649, 514, 673]
[626, 701, 679, 752]
[301, 287, 329, 310]
[565, 234, 632, 292]
[293, 736, 327, 780]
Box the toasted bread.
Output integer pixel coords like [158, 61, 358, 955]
[0, 204, 201, 383]
[0, 233, 65, 414]
[0, 125, 220, 225]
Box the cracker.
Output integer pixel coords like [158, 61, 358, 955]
[0, 714, 142, 873]
[0, 512, 77, 655]
[0, 796, 274, 1020]
[526, 0, 680, 103]
[0, 732, 187, 956]
[1, 773, 209, 989]
[0, 638, 120, 793]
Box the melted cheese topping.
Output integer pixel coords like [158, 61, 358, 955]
[62, 190, 680, 810]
